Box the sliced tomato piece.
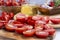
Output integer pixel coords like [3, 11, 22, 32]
[32, 15, 43, 20]
[5, 24, 17, 32]
[23, 29, 35, 37]
[42, 16, 49, 24]
[50, 18, 60, 24]
[44, 29, 55, 36]
[35, 31, 49, 38]
[23, 25, 33, 30]
[15, 13, 27, 23]
[15, 27, 27, 34]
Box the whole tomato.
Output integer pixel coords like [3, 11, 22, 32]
[23, 29, 35, 37]
[35, 31, 49, 38]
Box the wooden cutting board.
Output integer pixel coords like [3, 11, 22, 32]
[0, 29, 53, 40]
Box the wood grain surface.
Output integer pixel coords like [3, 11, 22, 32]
[0, 29, 53, 40]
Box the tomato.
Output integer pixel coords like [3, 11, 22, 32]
[35, 27, 43, 32]
[6, 0, 12, 6]
[15, 27, 27, 34]
[2, 12, 8, 17]
[44, 29, 55, 36]
[15, 13, 27, 23]
[23, 29, 35, 37]
[23, 25, 33, 30]
[12, 2, 19, 6]
[50, 18, 60, 24]
[0, 21, 7, 26]
[3, 15, 10, 21]
[35, 20, 46, 25]
[42, 16, 49, 24]
[0, 22, 4, 29]
[5, 24, 17, 32]
[41, 25, 53, 30]
[35, 31, 49, 38]
[0, 0, 4, 6]
[13, 21, 22, 24]
[27, 19, 35, 26]
[32, 15, 43, 20]
[9, 12, 14, 19]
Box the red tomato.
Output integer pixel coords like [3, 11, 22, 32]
[23, 25, 33, 30]
[27, 19, 35, 26]
[0, 21, 7, 26]
[50, 18, 60, 24]
[15, 27, 27, 34]
[2, 12, 8, 17]
[0, 0, 4, 6]
[44, 29, 55, 36]
[13, 21, 22, 24]
[3, 15, 10, 21]
[32, 15, 43, 20]
[35, 31, 49, 38]
[16, 13, 27, 23]
[23, 29, 35, 37]
[5, 24, 17, 31]
[9, 12, 14, 19]
[12, 1, 19, 6]
[35, 20, 46, 25]
[35, 27, 43, 32]
[41, 25, 53, 30]
[0, 22, 4, 29]
[42, 16, 49, 24]
[6, 0, 12, 6]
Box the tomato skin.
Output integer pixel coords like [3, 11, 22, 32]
[23, 25, 33, 30]
[9, 12, 14, 19]
[15, 27, 27, 34]
[6, 1, 12, 6]
[35, 31, 49, 38]
[15, 13, 27, 23]
[2, 12, 8, 17]
[27, 19, 35, 26]
[50, 18, 60, 24]
[23, 29, 35, 37]
[42, 16, 49, 24]
[12, 2, 19, 6]
[44, 29, 55, 36]
[5, 24, 17, 32]
[32, 15, 43, 20]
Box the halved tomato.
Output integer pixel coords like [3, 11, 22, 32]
[50, 18, 60, 24]
[42, 16, 49, 24]
[44, 29, 55, 36]
[15, 27, 27, 34]
[5, 24, 17, 32]
[23, 29, 35, 37]
[35, 31, 49, 38]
